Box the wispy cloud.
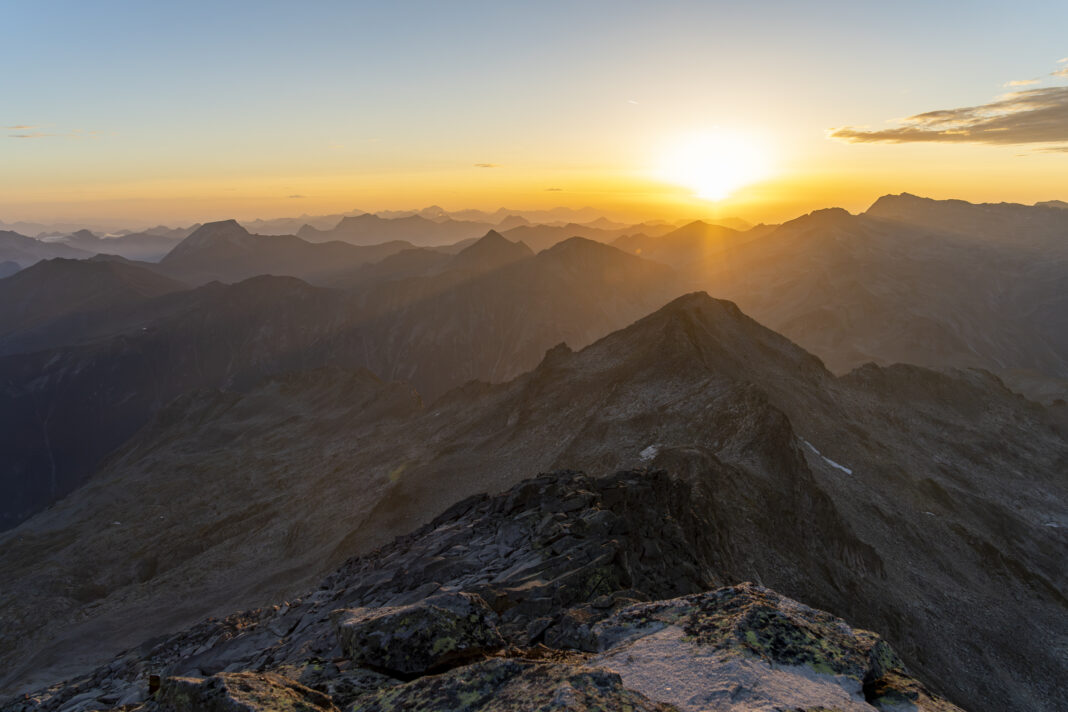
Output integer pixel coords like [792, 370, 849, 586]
[473, 163, 499, 168]
[830, 86, 1068, 149]
[1053, 67, 1068, 78]
[7, 126, 102, 139]
[1005, 79, 1039, 87]
[545, 187, 563, 192]
[288, 194, 305, 199]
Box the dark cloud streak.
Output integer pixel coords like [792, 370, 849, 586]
[831, 86, 1068, 148]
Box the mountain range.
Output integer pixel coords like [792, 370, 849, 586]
[1, 194, 1065, 712]
[1, 293, 1063, 712]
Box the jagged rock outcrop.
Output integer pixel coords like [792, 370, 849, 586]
[2, 469, 962, 712]
[334, 593, 504, 676]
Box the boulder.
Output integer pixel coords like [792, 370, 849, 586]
[334, 592, 504, 676]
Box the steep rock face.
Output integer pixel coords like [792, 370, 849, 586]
[1, 470, 961, 712]
[1, 293, 1063, 712]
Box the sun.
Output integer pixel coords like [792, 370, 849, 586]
[657, 130, 772, 201]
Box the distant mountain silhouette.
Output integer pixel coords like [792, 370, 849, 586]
[297, 214, 494, 246]
[612, 220, 759, 268]
[675, 198, 1068, 400]
[447, 229, 533, 272]
[0, 230, 91, 267]
[865, 192, 1068, 248]
[0, 261, 19, 279]
[157, 219, 413, 285]
[1035, 199, 1068, 210]
[57, 227, 189, 262]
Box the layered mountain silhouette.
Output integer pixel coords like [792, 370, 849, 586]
[611, 220, 770, 269]
[1, 293, 1062, 712]
[53, 228, 189, 262]
[0, 236, 676, 531]
[297, 214, 495, 246]
[0, 230, 90, 268]
[155, 220, 414, 285]
[675, 198, 1068, 400]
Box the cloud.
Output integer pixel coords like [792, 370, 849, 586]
[288, 194, 305, 199]
[9, 132, 54, 139]
[1053, 67, 1068, 78]
[473, 163, 499, 168]
[545, 187, 563, 192]
[1005, 79, 1039, 86]
[4, 124, 37, 130]
[830, 86, 1068, 148]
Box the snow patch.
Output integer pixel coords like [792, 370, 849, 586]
[801, 439, 853, 475]
[639, 444, 659, 461]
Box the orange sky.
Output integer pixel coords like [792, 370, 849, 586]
[3, 2, 1066, 228]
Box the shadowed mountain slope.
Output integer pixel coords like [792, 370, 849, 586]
[1, 293, 1063, 712]
[0, 241, 679, 531]
[0, 259, 187, 342]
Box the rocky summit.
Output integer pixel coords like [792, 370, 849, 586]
[4, 469, 962, 712]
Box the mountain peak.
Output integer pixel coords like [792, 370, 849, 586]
[778, 206, 856, 233]
[587, 290, 830, 385]
[187, 219, 247, 240]
[168, 220, 250, 249]
[450, 229, 533, 271]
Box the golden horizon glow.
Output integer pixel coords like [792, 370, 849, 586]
[656, 130, 774, 202]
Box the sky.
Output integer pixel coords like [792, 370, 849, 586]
[2, 0, 1067, 227]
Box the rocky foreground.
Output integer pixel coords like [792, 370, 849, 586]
[4, 470, 963, 712]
